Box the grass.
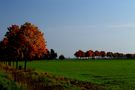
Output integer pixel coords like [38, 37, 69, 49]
[0, 71, 21, 90]
[18, 59, 135, 90]
[1, 62, 103, 90]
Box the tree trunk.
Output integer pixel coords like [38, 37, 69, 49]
[24, 58, 27, 71]
[13, 60, 14, 67]
[8, 61, 11, 66]
[16, 58, 18, 69]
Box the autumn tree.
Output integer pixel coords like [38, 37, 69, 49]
[94, 50, 100, 59]
[85, 50, 95, 59]
[0, 37, 17, 66]
[5, 22, 48, 70]
[100, 51, 106, 58]
[74, 50, 85, 59]
[0, 38, 9, 62]
[5, 25, 21, 67]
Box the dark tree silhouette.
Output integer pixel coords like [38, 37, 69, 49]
[49, 49, 57, 59]
[126, 54, 133, 59]
[100, 51, 106, 58]
[107, 52, 113, 58]
[113, 53, 119, 58]
[59, 55, 65, 60]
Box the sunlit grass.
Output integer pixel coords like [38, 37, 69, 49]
[19, 59, 135, 90]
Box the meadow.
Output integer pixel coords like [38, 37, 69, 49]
[18, 59, 135, 90]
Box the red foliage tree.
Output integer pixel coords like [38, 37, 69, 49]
[2, 38, 8, 46]
[85, 50, 95, 58]
[19, 23, 48, 59]
[4, 22, 48, 70]
[100, 51, 106, 58]
[74, 50, 85, 59]
[94, 50, 100, 58]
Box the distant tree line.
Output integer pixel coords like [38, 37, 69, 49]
[74, 50, 135, 59]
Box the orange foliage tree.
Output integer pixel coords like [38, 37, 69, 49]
[100, 51, 106, 58]
[5, 22, 48, 70]
[74, 50, 85, 59]
[94, 50, 100, 58]
[85, 50, 95, 59]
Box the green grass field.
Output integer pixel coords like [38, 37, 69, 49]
[20, 59, 135, 90]
[0, 71, 21, 90]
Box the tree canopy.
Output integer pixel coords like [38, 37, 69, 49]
[0, 22, 49, 70]
[4, 22, 48, 60]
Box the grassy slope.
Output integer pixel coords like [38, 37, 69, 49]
[0, 71, 20, 90]
[20, 59, 135, 90]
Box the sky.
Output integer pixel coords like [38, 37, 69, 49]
[0, 0, 135, 57]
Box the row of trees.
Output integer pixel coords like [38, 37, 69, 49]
[42, 49, 65, 60]
[74, 50, 135, 59]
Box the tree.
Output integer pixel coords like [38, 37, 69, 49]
[5, 25, 21, 67]
[85, 50, 95, 59]
[49, 49, 57, 59]
[106, 52, 113, 59]
[42, 50, 50, 59]
[74, 50, 85, 59]
[118, 53, 124, 58]
[94, 50, 100, 59]
[0, 39, 9, 62]
[4, 22, 48, 70]
[113, 52, 120, 58]
[126, 54, 133, 59]
[59, 55, 65, 60]
[100, 51, 106, 58]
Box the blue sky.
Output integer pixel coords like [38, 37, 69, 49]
[0, 0, 135, 57]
